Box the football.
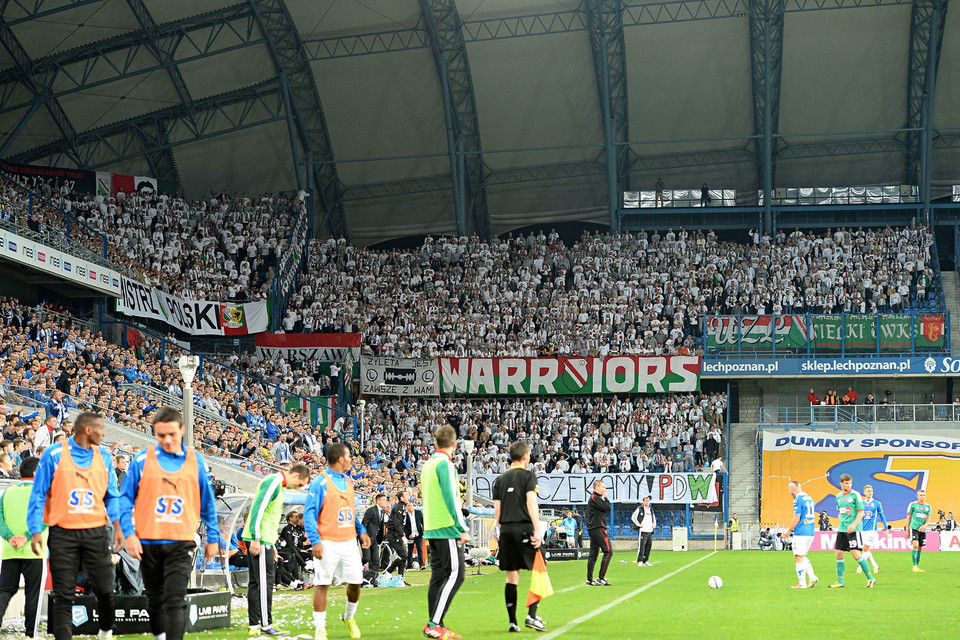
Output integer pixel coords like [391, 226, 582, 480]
[708, 576, 723, 589]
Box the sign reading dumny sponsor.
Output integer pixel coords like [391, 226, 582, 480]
[439, 356, 700, 395]
[472, 472, 717, 504]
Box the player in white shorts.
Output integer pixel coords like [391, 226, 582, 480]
[781, 480, 819, 588]
[858, 484, 889, 573]
[304, 444, 371, 640]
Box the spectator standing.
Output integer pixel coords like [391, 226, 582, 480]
[46, 390, 68, 428]
[33, 415, 57, 452]
[243, 462, 311, 637]
[27, 412, 123, 640]
[631, 496, 656, 566]
[655, 178, 665, 207]
[404, 500, 425, 569]
[118, 407, 222, 640]
[807, 389, 820, 405]
[0, 457, 45, 639]
[700, 183, 711, 207]
[585, 480, 612, 586]
[421, 424, 469, 640]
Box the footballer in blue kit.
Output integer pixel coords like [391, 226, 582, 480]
[858, 485, 889, 573]
[781, 480, 819, 588]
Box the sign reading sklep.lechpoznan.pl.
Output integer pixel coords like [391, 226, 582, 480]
[700, 356, 953, 377]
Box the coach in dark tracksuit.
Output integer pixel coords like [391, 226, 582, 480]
[586, 480, 613, 586]
[386, 490, 409, 577]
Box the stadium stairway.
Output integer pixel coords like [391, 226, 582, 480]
[942, 270, 960, 350]
[728, 422, 760, 526]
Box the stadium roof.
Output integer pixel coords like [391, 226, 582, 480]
[0, 0, 957, 244]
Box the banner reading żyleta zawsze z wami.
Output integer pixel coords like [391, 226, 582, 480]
[761, 431, 960, 529]
[439, 356, 700, 394]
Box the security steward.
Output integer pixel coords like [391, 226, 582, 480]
[492, 441, 546, 632]
[28, 412, 124, 640]
[361, 493, 390, 574]
[119, 406, 221, 640]
[0, 456, 45, 638]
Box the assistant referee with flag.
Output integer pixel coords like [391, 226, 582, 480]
[493, 442, 547, 633]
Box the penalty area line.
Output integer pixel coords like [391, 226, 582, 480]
[540, 551, 719, 640]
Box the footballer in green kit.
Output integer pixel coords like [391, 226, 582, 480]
[907, 489, 932, 573]
[829, 474, 875, 588]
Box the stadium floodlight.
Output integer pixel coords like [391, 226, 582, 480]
[178, 355, 200, 447]
[464, 438, 475, 532]
[357, 399, 366, 447]
[463, 439, 475, 455]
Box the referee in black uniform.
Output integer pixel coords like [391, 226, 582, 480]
[493, 442, 546, 633]
[586, 479, 613, 586]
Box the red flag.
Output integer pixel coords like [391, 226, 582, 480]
[111, 174, 134, 197]
[527, 551, 554, 607]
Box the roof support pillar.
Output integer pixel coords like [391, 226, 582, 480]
[419, 0, 490, 239]
[749, 0, 784, 234]
[586, 0, 629, 233]
[919, 1, 946, 224]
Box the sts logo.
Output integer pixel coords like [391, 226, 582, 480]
[68, 489, 95, 513]
[337, 507, 354, 526]
[155, 495, 185, 523]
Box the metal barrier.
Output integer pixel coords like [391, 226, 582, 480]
[760, 405, 871, 433]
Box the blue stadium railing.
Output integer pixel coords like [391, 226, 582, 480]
[107, 319, 357, 439]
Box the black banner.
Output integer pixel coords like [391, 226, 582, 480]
[541, 548, 587, 561]
[1, 159, 97, 195]
[52, 590, 230, 634]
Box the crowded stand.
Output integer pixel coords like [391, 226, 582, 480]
[0, 297, 725, 489]
[281, 224, 936, 359]
[0, 174, 304, 301]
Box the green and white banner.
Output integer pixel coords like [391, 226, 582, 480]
[438, 356, 700, 395]
[706, 314, 946, 351]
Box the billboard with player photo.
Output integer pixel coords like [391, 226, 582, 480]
[760, 431, 960, 530]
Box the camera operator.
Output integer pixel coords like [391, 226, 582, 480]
[946, 512, 957, 531]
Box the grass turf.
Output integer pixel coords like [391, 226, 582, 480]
[17, 549, 957, 639]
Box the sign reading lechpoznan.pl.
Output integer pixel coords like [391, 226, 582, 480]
[702, 355, 960, 377]
[440, 356, 701, 395]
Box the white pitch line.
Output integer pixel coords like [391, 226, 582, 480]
[554, 583, 586, 594]
[541, 551, 719, 640]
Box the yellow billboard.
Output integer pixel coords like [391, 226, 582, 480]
[760, 431, 960, 529]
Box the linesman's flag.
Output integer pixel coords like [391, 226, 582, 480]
[527, 551, 554, 607]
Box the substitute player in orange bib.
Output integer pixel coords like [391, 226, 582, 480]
[119, 406, 221, 640]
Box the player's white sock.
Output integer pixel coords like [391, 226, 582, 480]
[155, 634, 167, 640]
[867, 551, 879, 569]
[795, 563, 806, 586]
[804, 558, 817, 582]
[98, 631, 113, 639]
[314, 610, 327, 630]
[344, 600, 358, 620]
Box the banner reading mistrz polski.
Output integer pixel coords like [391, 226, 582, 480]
[255, 333, 361, 362]
[701, 355, 960, 377]
[360, 356, 439, 396]
[117, 277, 268, 336]
[440, 356, 700, 395]
[472, 472, 717, 504]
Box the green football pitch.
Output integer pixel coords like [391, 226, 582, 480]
[14, 550, 959, 639]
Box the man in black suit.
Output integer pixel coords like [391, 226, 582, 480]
[404, 500, 425, 569]
[361, 493, 390, 573]
[386, 490, 410, 579]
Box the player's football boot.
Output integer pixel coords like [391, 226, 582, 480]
[525, 616, 547, 631]
[790, 583, 806, 589]
[261, 627, 286, 636]
[808, 577, 818, 588]
[865, 579, 876, 588]
[441, 627, 462, 639]
[314, 629, 328, 640]
[508, 623, 522, 633]
[828, 582, 845, 588]
[912, 566, 925, 573]
[341, 614, 361, 639]
[248, 626, 260, 637]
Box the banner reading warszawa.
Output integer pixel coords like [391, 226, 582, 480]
[439, 356, 700, 395]
[472, 472, 717, 504]
[706, 314, 946, 351]
[760, 431, 960, 529]
[255, 333, 361, 362]
[117, 277, 268, 336]
[360, 356, 439, 396]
